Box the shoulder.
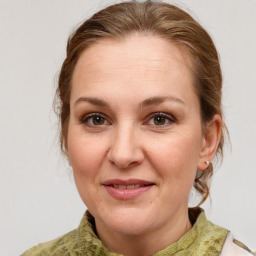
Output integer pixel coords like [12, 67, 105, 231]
[21, 229, 79, 256]
[21, 211, 116, 256]
[220, 233, 256, 256]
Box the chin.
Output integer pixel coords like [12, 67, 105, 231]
[96, 206, 155, 236]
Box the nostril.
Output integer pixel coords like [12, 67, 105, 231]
[106, 133, 144, 169]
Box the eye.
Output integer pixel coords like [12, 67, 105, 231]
[147, 112, 175, 126]
[80, 113, 109, 126]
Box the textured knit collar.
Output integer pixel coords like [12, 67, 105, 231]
[22, 208, 229, 256]
[77, 208, 229, 256]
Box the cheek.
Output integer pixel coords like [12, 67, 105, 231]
[67, 130, 109, 209]
[148, 135, 201, 209]
[147, 131, 202, 185]
[67, 129, 107, 180]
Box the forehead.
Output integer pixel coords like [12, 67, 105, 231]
[71, 34, 196, 102]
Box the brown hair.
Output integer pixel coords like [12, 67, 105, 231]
[55, 0, 226, 206]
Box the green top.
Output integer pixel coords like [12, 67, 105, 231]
[22, 208, 229, 256]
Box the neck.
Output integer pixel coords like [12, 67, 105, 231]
[95, 208, 192, 256]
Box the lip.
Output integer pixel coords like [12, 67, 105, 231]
[102, 179, 153, 186]
[102, 179, 155, 200]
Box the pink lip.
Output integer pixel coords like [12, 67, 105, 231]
[102, 179, 155, 200]
[102, 179, 153, 186]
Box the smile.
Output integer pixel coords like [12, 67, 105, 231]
[111, 184, 148, 189]
[102, 179, 155, 200]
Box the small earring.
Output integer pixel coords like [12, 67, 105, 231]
[205, 161, 210, 165]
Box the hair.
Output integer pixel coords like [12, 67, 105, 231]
[55, 0, 226, 206]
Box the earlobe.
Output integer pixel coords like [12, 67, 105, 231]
[197, 114, 222, 171]
[66, 152, 73, 167]
[65, 147, 72, 166]
[67, 155, 72, 166]
[64, 137, 71, 165]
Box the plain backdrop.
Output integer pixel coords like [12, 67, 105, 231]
[0, 0, 255, 255]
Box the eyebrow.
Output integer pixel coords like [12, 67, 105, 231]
[74, 97, 110, 108]
[74, 95, 185, 108]
[140, 96, 185, 108]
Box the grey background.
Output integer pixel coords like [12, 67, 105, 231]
[0, 0, 255, 255]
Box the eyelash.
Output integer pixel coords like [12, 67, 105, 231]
[146, 112, 176, 127]
[80, 112, 176, 127]
[80, 112, 110, 127]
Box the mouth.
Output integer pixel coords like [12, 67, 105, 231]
[102, 179, 155, 200]
[109, 184, 150, 189]
[102, 179, 155, 188]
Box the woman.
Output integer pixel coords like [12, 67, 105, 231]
[22, 1, 255, 255]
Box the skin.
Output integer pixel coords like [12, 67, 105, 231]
[67, 34, 221, 256]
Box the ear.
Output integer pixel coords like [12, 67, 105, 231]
[64, 137, 72, 166]
[197, 114, 222, 171]
[66, 151, 72, 166]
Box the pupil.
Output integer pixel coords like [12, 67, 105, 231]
[154, 116, 165, 125]
[93, 116, 104, 125]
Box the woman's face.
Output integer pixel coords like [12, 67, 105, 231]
[68, 35, 208, 236]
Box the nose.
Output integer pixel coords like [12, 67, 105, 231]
[107, 124, 144, 169]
